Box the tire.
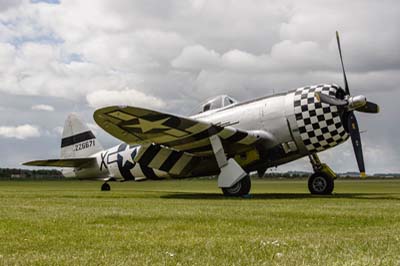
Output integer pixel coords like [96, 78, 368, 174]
[308, 172, 334, 195]
[101, 182, 111, 191]
[222, 175, 251, 196]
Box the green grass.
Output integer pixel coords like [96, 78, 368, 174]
[1, 179, 400, 265]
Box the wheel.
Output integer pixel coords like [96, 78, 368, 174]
[101, 182, 111, 191]
[221, 175, 251, 197]
[308, 172, 334, 195]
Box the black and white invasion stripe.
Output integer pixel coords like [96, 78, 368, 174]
[133, 144, 197, 177]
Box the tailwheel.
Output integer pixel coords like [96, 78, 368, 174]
[221, 175, 251, 197]
[308, 172, 334, 195]
[101, 182, 111, 191]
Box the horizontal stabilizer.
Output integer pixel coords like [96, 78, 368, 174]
[23, 158, 96, 168]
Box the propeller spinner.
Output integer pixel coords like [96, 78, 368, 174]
[315, 31, 380, 177]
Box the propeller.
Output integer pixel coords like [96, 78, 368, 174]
[315, 31, 380, 177]
[315, 92, 347, 107]
[356, 101, 380, 113]
[347, 112, 365, 175]
[336, 31, 350, 95]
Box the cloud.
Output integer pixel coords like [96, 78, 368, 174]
[31, 104, 55, 111]
[279, 0, 400, 72]
[52, 126, 63, 136]
[0, 41, 143, 100]
[86, 123, 101, 136]
[171, 45, 221, 71]
[171, 41, 334, 75]
[221, 50, 268, 73]
[0, 125, 40, 139]
[270, 40, 333, 71]
[86, 89, 166, 109]
[0, 0, 23, 11]
[0, 43, 16, 71]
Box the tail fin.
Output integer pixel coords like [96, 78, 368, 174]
[60, 113, 103, 159]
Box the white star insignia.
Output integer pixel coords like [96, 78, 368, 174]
[126, 118, 170, 133]
[120, 145, 136, 166]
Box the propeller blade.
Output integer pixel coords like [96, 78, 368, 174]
[356, 101, 380, 113]
[315, 92, 347, 106]
[336, 31, 350, 95]
[347, 112, 366, 177]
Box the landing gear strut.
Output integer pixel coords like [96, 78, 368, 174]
[101, 182, 111, 191]
[308, 154, 336, 195]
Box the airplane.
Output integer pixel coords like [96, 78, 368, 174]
[24, 32, 379, 196]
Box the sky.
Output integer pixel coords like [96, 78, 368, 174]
[0, 0, 399, 174]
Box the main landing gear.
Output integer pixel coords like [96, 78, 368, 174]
[222, 174, 251, 197]
[209, 135, 251, 197]
[308, 154, 336, 195]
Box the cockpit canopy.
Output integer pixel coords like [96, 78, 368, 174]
[197, 95, 238, 114]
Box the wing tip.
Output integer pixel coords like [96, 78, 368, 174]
[21, 161, 36, 166]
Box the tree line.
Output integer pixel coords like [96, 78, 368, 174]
[0, 168, 63, 180]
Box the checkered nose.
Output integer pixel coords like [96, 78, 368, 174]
[293, 84, 349, 153]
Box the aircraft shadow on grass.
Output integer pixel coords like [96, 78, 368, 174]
[160, 193, 400, 201]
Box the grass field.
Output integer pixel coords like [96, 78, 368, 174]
[1, 179, 400, 266]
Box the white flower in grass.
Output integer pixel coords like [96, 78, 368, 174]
[165, 251, 175, 257]
[271, 240, 280, 246]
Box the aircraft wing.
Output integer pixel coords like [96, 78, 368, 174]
[23, 158, 97, 168]
[94, 106, 273, 156]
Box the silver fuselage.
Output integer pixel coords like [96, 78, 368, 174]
[65, 84, 349, 180]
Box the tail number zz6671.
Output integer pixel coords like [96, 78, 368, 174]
[74, 140, 95, 151]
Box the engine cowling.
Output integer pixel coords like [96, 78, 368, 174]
[293, 84, 349, 153]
